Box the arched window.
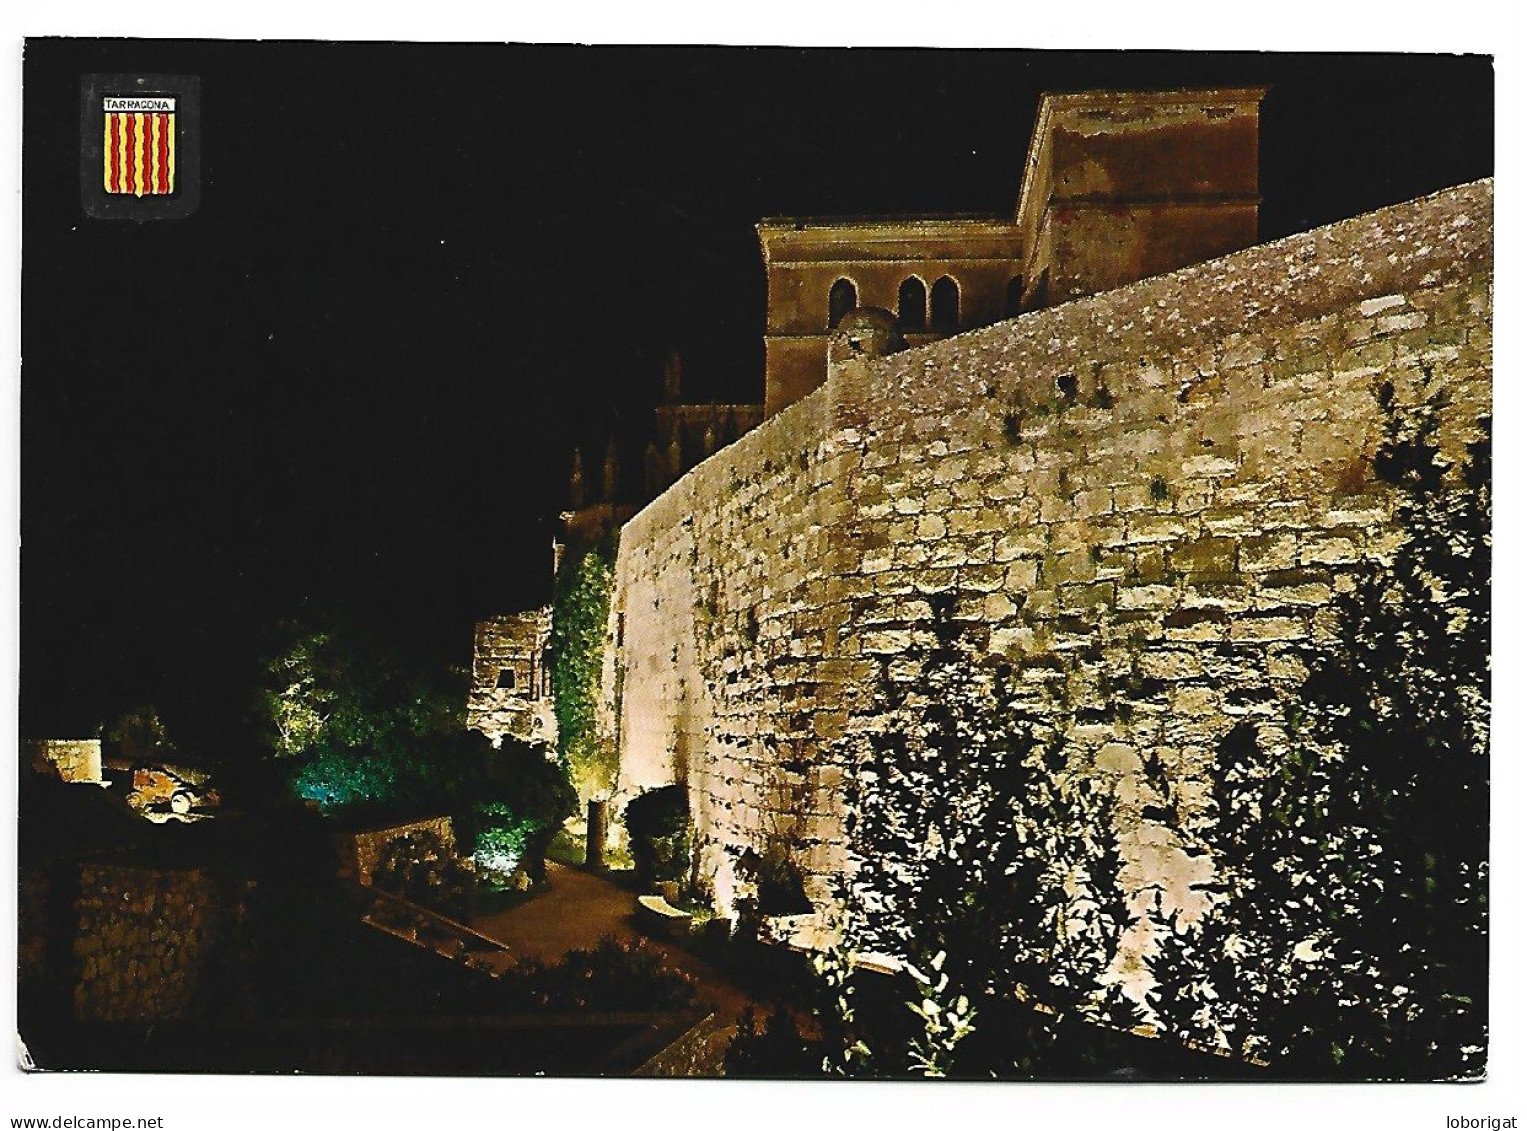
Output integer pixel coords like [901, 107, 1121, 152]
[1005, 275, 1024, 317]
[897, 276, 927, 331]
[931, 276, 960, 332]
[828, 278, 858, 329]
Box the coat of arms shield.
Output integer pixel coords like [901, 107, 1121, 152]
[102, 94, 175, 196]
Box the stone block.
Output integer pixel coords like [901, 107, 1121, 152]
[1377, 311, 1428, 335]
[1059, 581, 1115, 612]
[1138, 649, 1205, 681]
[1169, 536, 1238, 575]
[1125, 514, 1192, 545]
[984, 592, 1021, 620]
[1181, 455, 1238, 478]
[1357, 294, 1406, 317]
[995, 528, 1047, 561]
[1240, 532, 1298, 572]
[1004, 559, 1041, 590]
[1301, 534, 1360, 566]
[1117, 583, 1177, 612]
[1229, 615, 1307, 643]
[1049, 549, 1098, 585]
[915, 513, 948, 540]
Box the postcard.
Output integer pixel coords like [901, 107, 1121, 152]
[18, 41, 1493, 1089]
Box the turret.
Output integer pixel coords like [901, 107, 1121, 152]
[568, 448, 585, 509]
[644, 440, 665, 497]
[602, 433, 620, 502]
[662, 350, 683, 403]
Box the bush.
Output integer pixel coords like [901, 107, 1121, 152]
[453, 738, 578, 883]
[470, 801, 543, 885]
[292, 742, 408, 812]
[734, 843, 812, 915]
[498, 935, 697, 1012]
[839, 590, 1138, 1075]
[725, 1006, 822, 1077]
[106, 705, 175, 763]
[482, 740, 579, 830]
[295, 727, 577, 886]
[624, 784, 693, 889]
[261, 618, 468, 768]
[373, 828, 473, 919]
[1147, 396, 1490, 1078]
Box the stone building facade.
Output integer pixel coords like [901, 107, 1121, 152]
[468, 609, 557, 747]
[758, 88, 1265, 418]
[602, 173, 1492, 997]
[25, 738, 104, 784]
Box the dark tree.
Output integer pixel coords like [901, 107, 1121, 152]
[841, 594, 1136, 1076]
[1149, 389, 1490, 1078]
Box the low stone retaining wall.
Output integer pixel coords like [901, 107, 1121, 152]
[335, 815, 457, 887]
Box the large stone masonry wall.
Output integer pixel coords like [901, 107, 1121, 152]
[831, 179, 1491, 989]
[609, 386, 865, 914]
[608, 180, 1492, 971]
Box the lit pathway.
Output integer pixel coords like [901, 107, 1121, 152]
[469, 862, 756, 1027]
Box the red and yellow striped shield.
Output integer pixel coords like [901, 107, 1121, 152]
[103, 96, 176, 196]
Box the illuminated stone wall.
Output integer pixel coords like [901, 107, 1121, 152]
[468, 610, 556, 747]
[606, 180, 1492, 965]
[26, 738, 103, 784]
[606, 385, 859, 916]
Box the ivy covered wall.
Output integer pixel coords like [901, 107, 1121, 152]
[551, 541, 617, 801]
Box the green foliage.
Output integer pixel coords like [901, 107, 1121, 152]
[291, 741, 410, 811]
[550, 544, 618, 798]
[624, 783, 693, 888]
[262, 629, 336, 759]
[264, 618, 463, 809]
[289, 717, 488, 815]
[810, 939, 873, 1076]
[732, 842, 812, 915]
[262, 617, 468, 775]
[840, 592, 1137, 1077]
[905, 950, 977, 1078]
[265, 615, 576, 878]
[106, 705, 175, 763]
[725, 1005, 822, 1077]
[457, 739, 578, 883]
[471, 801, 541, 882]
[1149, 396, 1490, 1078]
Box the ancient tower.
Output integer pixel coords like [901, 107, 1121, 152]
[757, 87, 1266, 418]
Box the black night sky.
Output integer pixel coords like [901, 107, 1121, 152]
[20, 42, 1492, 749]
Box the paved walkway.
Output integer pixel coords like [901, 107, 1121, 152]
[469, 862, 756, 1025]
